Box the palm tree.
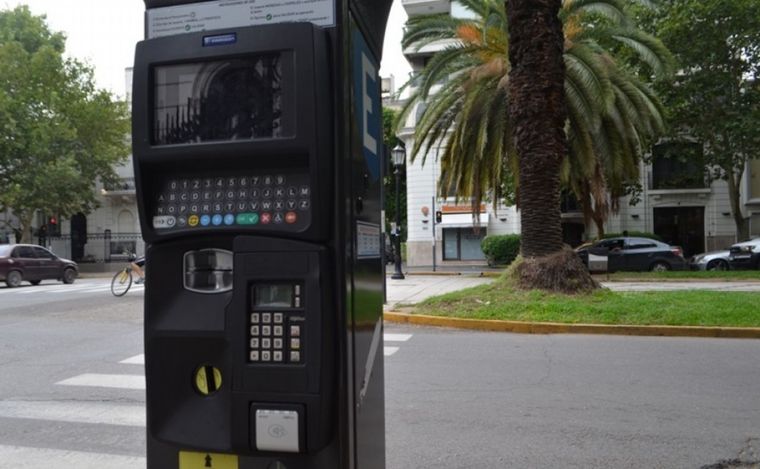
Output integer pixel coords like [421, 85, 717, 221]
[399, 0, 672, 254]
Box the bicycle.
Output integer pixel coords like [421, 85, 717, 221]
[111, 255, 145, 297]
[111, 265, 135, 296]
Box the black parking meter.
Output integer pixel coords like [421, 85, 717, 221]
[132, 1, 392, 468]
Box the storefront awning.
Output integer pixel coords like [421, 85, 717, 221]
[440, 213, 489, 228]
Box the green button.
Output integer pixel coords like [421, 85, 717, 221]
[236, 213, 259, 225]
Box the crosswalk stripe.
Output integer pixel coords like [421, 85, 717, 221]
[119, 354, 145, 365]
[384, 333, 413, 342]
[0, 444, 145, 469]
[384, 346, 400, 356]
[0, 400, 145, 427]
[56, 374, 145, 390]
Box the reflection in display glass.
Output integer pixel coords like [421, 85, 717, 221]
[153, 54, 283, 145]
[255, 284, 294, 308]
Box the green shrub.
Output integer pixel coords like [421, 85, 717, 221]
[601, 232, 662, 242]
[481, 234, 521, 266]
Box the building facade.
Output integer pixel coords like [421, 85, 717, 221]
[396, 0, 760, 268]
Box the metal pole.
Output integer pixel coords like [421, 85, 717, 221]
[392, 165, 405, 280]
[431, 196, 436, 272]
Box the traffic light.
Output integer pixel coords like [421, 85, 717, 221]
[435, 211, 443, 223]
[47, 216, 60, 236]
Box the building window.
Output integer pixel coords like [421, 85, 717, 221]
[750, 213, 760, 237]
[442, 228, 487, 261]
[651, 142, 705, 190]
[749, 159, 760, 200]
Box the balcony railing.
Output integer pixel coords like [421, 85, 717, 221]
[103, 177, 136, 195]
[402, 0, 450, 17]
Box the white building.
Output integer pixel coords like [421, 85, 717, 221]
[395, 0, 760, 268]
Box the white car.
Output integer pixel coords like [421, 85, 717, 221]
[728, 237, 760, 270]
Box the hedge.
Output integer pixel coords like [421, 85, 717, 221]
[481, 234, 521, 266]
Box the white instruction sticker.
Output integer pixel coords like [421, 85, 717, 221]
[147, 0, 336, 38]
[356, 222, 381, 259]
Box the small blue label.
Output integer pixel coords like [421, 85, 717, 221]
[203, 33, 237, 47]
[224, 214, 235, 225]
[212, 214, 223, 226]
[200, 215, 211, 226]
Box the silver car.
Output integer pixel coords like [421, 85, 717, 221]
[690, 250, 730, 271]
[691, 238, 760, 270]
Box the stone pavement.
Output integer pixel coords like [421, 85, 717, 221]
[385, 275, 493, 309]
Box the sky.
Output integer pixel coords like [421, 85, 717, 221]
[1, 0, 412, 98]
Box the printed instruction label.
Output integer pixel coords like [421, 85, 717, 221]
[356, 222, 381, 259]
[147, 0, 336, 39]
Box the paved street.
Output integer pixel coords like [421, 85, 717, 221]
[0, 278, 758, 468]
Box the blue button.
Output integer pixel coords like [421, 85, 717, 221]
[224, 214, 235, 225]
[200, 215, 211, 226]
[212, 214, 223, 226]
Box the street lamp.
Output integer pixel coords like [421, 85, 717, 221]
[391, 144, 406, 280]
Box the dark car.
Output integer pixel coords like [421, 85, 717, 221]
[576, 237, 686, 272]
[727, 237, 760, 270]
[0, 244, 78, 287]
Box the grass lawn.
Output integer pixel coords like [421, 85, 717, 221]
[414, 280, 760, 327]
[600, 270, 760, 281]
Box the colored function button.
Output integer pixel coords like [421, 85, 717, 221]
[188, 215, 200, 227]
[224, 214, 235, 225]
[236, 213, 260, 225]
[286, 212, 297, 224]
[212, 214, 223, 226]
[153, 216, 176, 229]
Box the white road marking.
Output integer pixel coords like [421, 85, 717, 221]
[119, 354, 145, 365]
[0, 400, 145, 427]
[56, 374, 145, 390]
[384, 346, 400, 356]
[384, 333, 412, 342]
[0, 444, 145, 469]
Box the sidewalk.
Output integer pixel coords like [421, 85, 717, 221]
[384, 275, 760, 310]
[385, 274, 493, 309]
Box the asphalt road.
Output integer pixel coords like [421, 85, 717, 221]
[0, 280, 758, 468]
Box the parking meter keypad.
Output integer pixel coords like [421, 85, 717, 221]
[249, 311, 304, 364]
[153, 174, 311, 232]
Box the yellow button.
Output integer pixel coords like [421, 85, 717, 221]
[179, 451, 238, 469]
[188, 215, 199, 227]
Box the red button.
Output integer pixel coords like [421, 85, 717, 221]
[285, 212, 297, 224]
[261, 213, 272, 224]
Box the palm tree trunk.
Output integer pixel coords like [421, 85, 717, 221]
[506, 0, 566, 258]
[506, 0, 599, 292]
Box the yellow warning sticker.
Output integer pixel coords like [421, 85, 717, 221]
[179, 451, 238, 469]
[193, 365, 222, 396]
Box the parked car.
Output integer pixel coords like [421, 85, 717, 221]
[576, 237, 686, 272]
[0, 244, 78, 287]
[728, 237, 760, 270]
[689, 249, 731, 271]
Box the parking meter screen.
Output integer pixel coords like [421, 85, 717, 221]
[153, 54, 288, 145]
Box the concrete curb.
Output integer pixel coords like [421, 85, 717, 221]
[384, 311, 760, 339]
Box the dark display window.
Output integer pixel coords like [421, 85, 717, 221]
[443, 228, 487, 261]
[153, 54, 287, 145]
